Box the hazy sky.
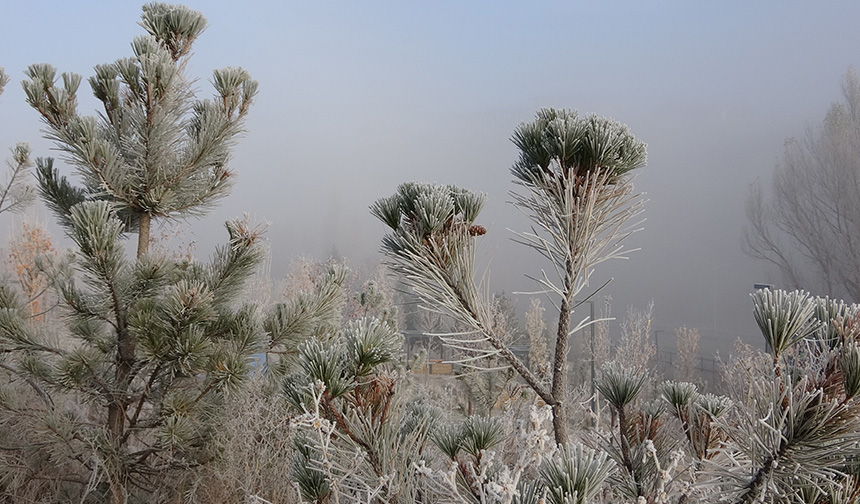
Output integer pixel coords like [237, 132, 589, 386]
[2, 1, 860, 357]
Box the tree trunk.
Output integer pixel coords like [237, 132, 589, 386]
[551, 258, 575, 445]
[106, 210, 144, 504]
[551, 294, 570, 445]
[106, 322, 134, 504]
[137, 212, 151, 258]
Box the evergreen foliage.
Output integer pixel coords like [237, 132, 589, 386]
[595, 361, 647, 412]
[22, 3, 257, 256]
[540, 444, 615, 504]
[701, 289, 860, 503]
[751, 288, 821, 365]
[6, 8, 860, 504]
[372, 109, 647, 444]
[0, 205, 269, 501]
[0, 5, 276, 503]
[264, 264, 349, 374]
[0, 67, 8, 95]
[0, 143, 35, 216]
[284, 316, 438, 504]
[0, 67, 36, 218]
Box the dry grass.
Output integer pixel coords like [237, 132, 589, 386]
[189, 375, 299, 504]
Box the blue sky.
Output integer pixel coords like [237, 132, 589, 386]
[2, 1, 860, 355]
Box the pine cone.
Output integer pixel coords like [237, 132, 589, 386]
[468, 225, 486, 236]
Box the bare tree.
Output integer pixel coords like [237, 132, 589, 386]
[744, 69, 860, 301]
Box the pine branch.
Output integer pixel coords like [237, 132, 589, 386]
[34, 157, 87, 231]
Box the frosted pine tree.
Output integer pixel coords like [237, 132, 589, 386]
[701, 290, 860, 503]
[0, 67, 36, 218]
[371, 109, 647, 444]
[0, 4, 276, 503]
[22, 3, 257, 258]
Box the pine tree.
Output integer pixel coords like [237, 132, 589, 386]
[0, 4, 265, 502]
[371, 109, 647, 444]
[0, 67, 36, 218]
[284, 317, 438, 503]
[22, 3, 257, 258]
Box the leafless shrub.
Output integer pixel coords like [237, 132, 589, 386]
[614, 302, 656, 371]
[717, 339, 773, 405]
[675, 327, 701, 383]
[190, 375, 298, 504]
[525, 298, 549, 384]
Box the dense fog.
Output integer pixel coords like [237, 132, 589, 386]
[2, 1, 859, 358]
